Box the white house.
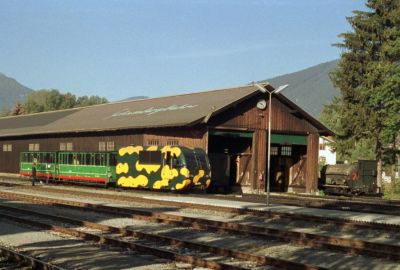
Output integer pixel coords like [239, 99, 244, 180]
[319, 136, 336, 165]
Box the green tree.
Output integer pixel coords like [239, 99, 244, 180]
[76, 95, 108, 107]
[22, 89, 108, 114]
[329, 0, 400, 188]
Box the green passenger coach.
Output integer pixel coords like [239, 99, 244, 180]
[116, 145, 211, 191]
[20, 151, 117, 185]
[20, 152, 57, 180]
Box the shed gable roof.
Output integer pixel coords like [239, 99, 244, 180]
[0, 83, 333, 138]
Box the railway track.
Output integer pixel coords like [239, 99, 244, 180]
[0, 200, 325, 270]
[0, 190, 399, 265]
[4, 182, 400, 233]
[1, 178, 399, 215]
[0, 245, 64, 270]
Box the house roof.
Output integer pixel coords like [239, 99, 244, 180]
[0, 83, 333, 138]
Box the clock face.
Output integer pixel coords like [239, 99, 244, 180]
[257, 99, 267, 110]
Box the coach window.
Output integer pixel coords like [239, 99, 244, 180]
[86, 154, 92, 165]
[94, 154, 100, 165]
[100, 153, 106, 165]
[109, 153, 117, 166]
[65, 153, 71, 164]
[44, 153, 54, 163]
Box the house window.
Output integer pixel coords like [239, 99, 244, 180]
[66, 142, 73, 151]
[60, 142, 73, 151]
[148, 139, 159, 146]
[270, 146, 279, 156]
[99, 141, 106, 151]
[107, 141, 115, 151]
[29, 143, 40, 151]
[281, 146, 292, 156]
[319, 143, 326, 150]
[2, 144, 12, 152]
[60, 143, 66, 151]
[167, 139, 179, 146]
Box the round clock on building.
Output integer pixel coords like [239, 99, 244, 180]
[256, 99, 267, 110]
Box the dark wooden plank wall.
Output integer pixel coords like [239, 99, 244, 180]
[0, 131, 143, 173]
[143, 127, 207, 149]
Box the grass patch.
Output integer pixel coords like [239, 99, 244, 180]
[382, 181, 400, 200]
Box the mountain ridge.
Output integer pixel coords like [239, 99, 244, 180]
[264, 59, 339, 118]
[0, 73, 34, 112]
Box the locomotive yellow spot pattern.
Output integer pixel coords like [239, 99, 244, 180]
[153, 165, 179, 189]
[116, 163, 129, 174]
[205, 179, 211, 188]
[118, 146, 143, 156]
[180, 167, 190, 178]
[117, 175, 148, 188]
[136, 161, 161, 174]
[193, 169, 205, 185]
[146, 145, 158, 151]
[175, 179, 191, 190]
[153, 178, 169, 189]
[161, 165, 179, 180]
[161, 146, 182, 157]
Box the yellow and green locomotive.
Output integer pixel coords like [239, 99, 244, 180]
[19, 145, 211, 191]
[116, 145, 211, 191]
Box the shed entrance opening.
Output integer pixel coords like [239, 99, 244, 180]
[208, 130, 253, 193]
[268, 134, 308, 192]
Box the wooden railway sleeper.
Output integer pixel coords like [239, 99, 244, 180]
[0, 191, 399, 261]
[15, 185, 400, 232]
[0, 204, 326, 270]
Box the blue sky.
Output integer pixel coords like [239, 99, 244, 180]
[0, 0, 366, 101]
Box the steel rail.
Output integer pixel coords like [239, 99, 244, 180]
[0, 203, 325, 270]
[1, 179, 399, 215]
[19, 185, 400, 232]
[0, 191, 399, 262]
[0, 246, 65, 270]
[0, 211, 252, 270]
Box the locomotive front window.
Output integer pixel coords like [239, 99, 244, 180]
[165, 152, 182, 168]
[139, 151, 162, 165]
[184, 153, 197, 173]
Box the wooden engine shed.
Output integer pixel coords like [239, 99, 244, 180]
[0, 83, 333, 194]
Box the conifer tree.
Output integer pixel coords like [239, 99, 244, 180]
[330, 0, 400, 188]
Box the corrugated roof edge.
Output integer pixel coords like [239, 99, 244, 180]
[0, 83, 264, 120]
[0, 106, 83, 120]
